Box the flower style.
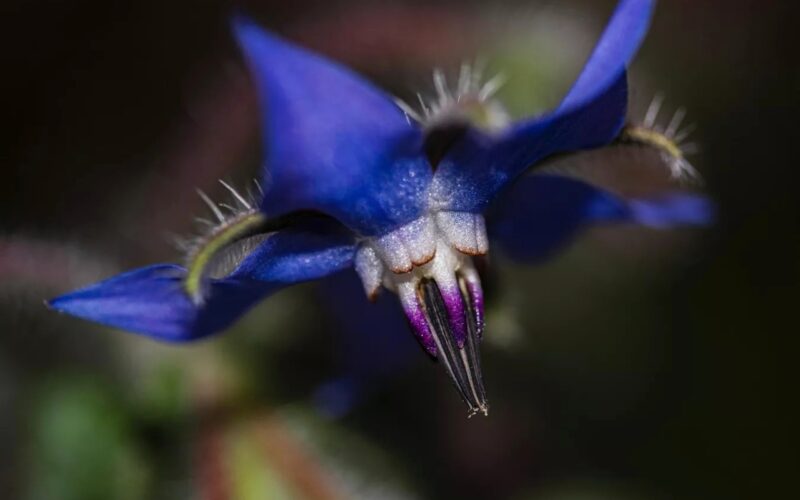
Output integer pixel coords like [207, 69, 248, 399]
[48, 0, 711, 416]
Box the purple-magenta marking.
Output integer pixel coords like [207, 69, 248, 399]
[466, 280, 485, 338]
[440, 285, 468, 348]
[403, 302, 437, 356]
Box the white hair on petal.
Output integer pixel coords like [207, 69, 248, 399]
[175, 179, 265, 257]
[621, 94, 703, 184]
[219, 179, 252, 209]
[394, 61, 510, 132]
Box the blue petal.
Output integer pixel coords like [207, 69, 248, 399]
[232, 16, 431, 236]
[432, 0, 654, 213]
[313, 270, 419, 417]
[626, 194, 715, 228]
[560, 0, 655, 111]
[488, 174, 713, 263]
[48, 265, 274, 341]
[234, 218, 357, 282]
[49, 223, 357, 341]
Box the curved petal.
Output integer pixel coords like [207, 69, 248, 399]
[488, 174, 713, 263]
[432, 0, 654, 213]
[48, 265, 273, 341]
[48, 224, 357, 341]
[559, 0, 655, 111]
[234, 218, 357, 282]
[232, 16, 431, 236]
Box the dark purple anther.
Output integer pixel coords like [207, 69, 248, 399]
[417, 275, 488, 416]
[439, 283, 468, 347]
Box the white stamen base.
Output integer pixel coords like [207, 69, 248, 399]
[354, 212, 487, 300]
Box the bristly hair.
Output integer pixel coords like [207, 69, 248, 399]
[619, 93, 702, 184]
[394, 61, 510, 132]
[176, 180, 268, 304]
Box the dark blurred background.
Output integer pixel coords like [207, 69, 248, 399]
[1, 0, 797, 499]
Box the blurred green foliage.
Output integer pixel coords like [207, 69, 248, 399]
[25, 378, 150, 500]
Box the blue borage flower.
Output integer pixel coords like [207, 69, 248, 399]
[49, 0, 712, 416]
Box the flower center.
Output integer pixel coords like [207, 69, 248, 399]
[354, 212, 489, 416]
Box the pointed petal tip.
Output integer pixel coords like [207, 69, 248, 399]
[560, 0, 655, 112]
[46, 295, 70, 313]
[434, 0, 648, 214]
[230, 11, 260, 37]
[230, 13, 279, 57]
[46, 291, 88, 315]
[230, 12, 302, 75]
[230, 12, 286, 49]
